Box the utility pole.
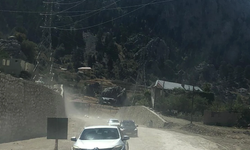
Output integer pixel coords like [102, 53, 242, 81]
[191, 85, 194, 124]
[40, 0, 53, 51]
[39, 0, 56, 83]
[33, 0, 54, 79]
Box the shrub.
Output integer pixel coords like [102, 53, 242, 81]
[21, 40, 37, 63]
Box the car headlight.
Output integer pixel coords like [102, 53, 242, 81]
[112, 145, 124, 150]
[72, 146, 81, 150]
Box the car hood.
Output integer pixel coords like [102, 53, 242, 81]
[74, 139, 123, 149]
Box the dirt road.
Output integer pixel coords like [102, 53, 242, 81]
[0, 115, 223, 150]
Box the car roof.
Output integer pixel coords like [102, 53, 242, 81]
[121, 120, 134, 122]
[84, 125, 118, 129]
[109, 119, 119, 121]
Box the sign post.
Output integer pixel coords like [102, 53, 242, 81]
[54, 139, 58, 150]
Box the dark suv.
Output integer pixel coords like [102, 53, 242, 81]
[120, 120, 138, 137]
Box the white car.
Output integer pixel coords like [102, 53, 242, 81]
[71, 126, 129, 150]
[108, 119, 120, 126]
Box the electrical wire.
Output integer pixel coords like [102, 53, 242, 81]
[54, 0, 173, 18]
[0, 10, 40, 14]
[55, 0, 172, 31]
[0, 1, 85, 14]
[54, 0, 121, 28]
[56, 0, 84, 5]
[63, 0, 171, 14]
[53, 0, 86, 15]
[0, 0, 173, 14]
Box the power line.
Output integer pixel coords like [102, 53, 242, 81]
[54, 0, 162, 31]
[0, 10, 41, 14]
[0, 0, 85, 15]
[53, 0, 86, 15]
[63, 0, 172, 14]
[53, 0, 173, 18]
[54, 0, 121, 28]
[0, 0, 173, 14]
[56, 0, 85, 5]
[59, 0, 121, 18]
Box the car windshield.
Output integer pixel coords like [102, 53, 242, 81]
[121, 122, 135, 127]
[111, 120, 119, 123]
[80, 128, 119, 140]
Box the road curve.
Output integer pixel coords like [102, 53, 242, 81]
[0, 116, 221, 150]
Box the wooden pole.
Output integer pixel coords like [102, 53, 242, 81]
[191, 85, 194, 124]
[54, 139, 58, 150]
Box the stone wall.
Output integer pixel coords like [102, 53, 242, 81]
[0, 73, 66, 143]
[115, 106, 167, 128]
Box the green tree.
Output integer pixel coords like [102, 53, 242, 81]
[194, 96, 209, 115]
[0, 49, 9, 58]
[231, 95, 246, 113]
[87, 55, 94, 67]
[72, 47, 84, 70]
[107, 58, 114, 78]
[54, 44, 66, 61]
[0, 31, 4, 39]
[244, 65, 250, 80]
[21, 40, 37, 63]
[202, 83, 211, 92]
[219, 62, 228, 79]
[15, 32, 27, 43]
[234, 66, 246, 88]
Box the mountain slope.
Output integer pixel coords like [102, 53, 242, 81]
[1, 0, 250, 88]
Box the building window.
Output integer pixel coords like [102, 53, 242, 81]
[2, 59, 6, 65]
[6, 60, 10, 66]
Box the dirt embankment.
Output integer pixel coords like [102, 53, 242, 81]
[115, 105, 250, 150]
[0, 73, 65, 143]
[65, 91, 250, 150]
[116, 106, 167, 128]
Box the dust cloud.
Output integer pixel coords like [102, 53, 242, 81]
[63, 89, 110, 120]
[63, 89, 84, 118]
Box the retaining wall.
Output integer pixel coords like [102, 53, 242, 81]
[0, 73, 66, 143]
[203, 110, 239, 126]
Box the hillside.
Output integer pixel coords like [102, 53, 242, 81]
[1, 0, 250, 103]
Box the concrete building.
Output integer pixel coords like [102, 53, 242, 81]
[0, 58, 34, 76]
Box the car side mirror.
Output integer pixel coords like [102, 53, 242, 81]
[122, 135, 130, 140]
[71, 137, 77, 142]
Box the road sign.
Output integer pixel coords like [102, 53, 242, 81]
[47, 118, 68, 139]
